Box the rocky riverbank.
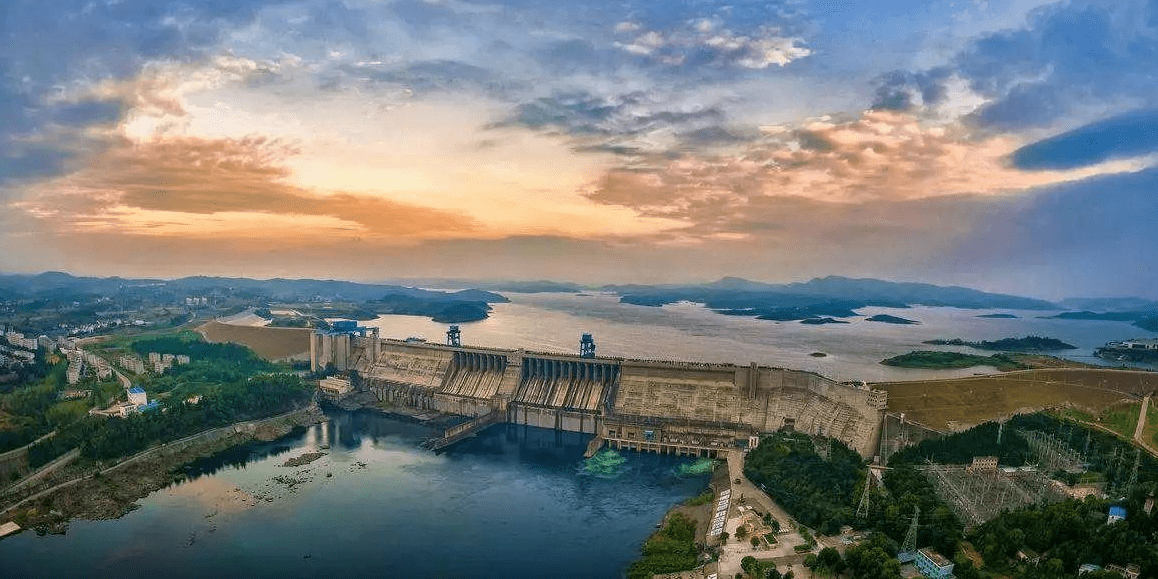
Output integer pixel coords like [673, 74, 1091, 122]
[4, 406, 326, 535]
[324, 393, 469, 431]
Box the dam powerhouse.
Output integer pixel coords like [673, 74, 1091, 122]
[311, 323, 888, 458]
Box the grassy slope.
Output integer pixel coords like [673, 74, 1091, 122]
[877, 369, 1152, 431]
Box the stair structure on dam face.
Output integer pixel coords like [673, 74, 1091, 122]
[312, 330, 889, 457]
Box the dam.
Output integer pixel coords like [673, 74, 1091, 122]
[310, 326, 888, 457]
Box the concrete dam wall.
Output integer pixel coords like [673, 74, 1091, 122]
[317, 335, 887, 457]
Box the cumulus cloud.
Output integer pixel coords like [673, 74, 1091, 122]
[612, 18, 810, 69]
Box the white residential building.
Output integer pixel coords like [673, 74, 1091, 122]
[118, 355, 146, 374]
[128, 387, 148, 406]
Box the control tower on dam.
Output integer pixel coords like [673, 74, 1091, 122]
[311, 331, 888, 457]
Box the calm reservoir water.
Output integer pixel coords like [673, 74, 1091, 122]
[358, 292, 1157, 382]
[0, 410, 712, 578]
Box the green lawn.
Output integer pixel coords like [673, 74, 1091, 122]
[1097, 403, 1141, 439]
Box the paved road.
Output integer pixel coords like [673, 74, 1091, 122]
[114, 367, 132, 390]
[716, 450, 815, 578]
[1135, 395, 1150, 442]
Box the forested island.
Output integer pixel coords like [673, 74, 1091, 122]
[865, 314, 919, 324]
[922, 336, 1077, 351]
[800, 317, 850, 325]
[374, 295, 494, 323]
[977, 313, 1019, 319]
[1051, 311, 1158, 333]
[881, 351, 1028, 370]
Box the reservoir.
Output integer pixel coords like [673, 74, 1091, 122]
[0, 409, 712, 579]
[357, 292, 1157, 381]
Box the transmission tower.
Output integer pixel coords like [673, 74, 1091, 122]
[856, 472, 872, 519]
[997, 421, 1004, 445]
[898, 506, 920, 563]
[1128, 448, 1141, 495]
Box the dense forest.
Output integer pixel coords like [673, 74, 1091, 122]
[0, 352, 69, 453]
[805, 534, 904, 579]
[744, 432, 865, 535]
[887, 421, 1036, 467]
[16, 334, 311, 468]
[27, 373, 312, 466]
[743, 430, 962, 572]
[130, 335, 275, 392]
[969, 488, 1158, 579]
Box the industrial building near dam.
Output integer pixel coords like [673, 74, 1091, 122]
[310, 323, 888, 458]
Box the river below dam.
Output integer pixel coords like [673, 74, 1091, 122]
[0, 409, 712, 579]
[357, 292, 1156, 382]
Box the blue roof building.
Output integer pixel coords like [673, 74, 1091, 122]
[1108, 506, 1127, 524]
[127, 387, 148, 406]
[915, 548, 955, 579]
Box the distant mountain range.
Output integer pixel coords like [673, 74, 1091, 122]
[601, 276, 1058, 320]
[6, 272, 1158, 331]
[0, 272, 508, 304]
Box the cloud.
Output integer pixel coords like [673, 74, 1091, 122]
[945, 166, 1158, 298]
[0, 0, 291, 185]
[585, 110, 1146, 233]
[329, 59, 526, 98]
[871, 68, 954, 112]
[612, 19, 810, 69]
[1011, 109, 1158, 170]
[871, 1, 1158, 132]
[15, 135, 479, 241]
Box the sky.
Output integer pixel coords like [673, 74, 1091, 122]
[2, 0, 1157, 299]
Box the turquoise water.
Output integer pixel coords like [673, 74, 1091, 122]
[0, 410, 711, 579]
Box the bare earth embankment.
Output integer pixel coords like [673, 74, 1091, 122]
[876, 368, 1157, 431]
[196, 321, 311, 361]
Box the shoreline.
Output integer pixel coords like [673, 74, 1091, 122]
[0, 405, 327, 536]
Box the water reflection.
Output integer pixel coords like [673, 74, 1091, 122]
[0, 409, 711, 579]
